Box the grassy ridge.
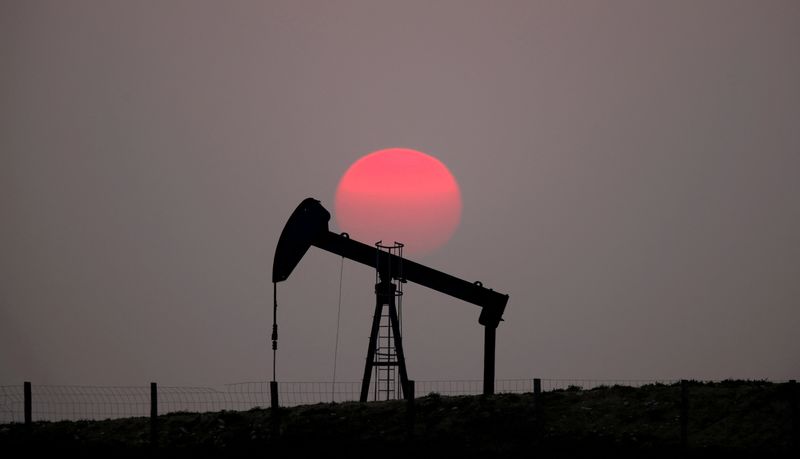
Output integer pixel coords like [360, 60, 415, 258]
[1, 380, 796, 455]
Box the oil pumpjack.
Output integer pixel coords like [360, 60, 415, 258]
[271, 198, 509, 403]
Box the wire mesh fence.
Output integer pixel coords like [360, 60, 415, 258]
[0, 377, 711, 423]
[537, 378, 680, 391]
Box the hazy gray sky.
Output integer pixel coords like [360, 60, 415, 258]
[2, 0, 798, 386]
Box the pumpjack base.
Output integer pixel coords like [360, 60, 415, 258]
[360, 280, 412, 402]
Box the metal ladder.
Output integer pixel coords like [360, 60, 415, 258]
[374, 307, 399, 400]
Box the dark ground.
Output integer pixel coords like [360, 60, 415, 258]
[1, 380, 796, 457]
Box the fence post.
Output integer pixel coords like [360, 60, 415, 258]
[791, 380, 797, 452]
[24, 381, 31, 426]
[150, 382, 158, 447]
[533, 378, 543, 438]
[680, 380, 688, 450]
[270, 381, 281, 439]
[406, 380, 416, 433]
[270, 381, 279, 409]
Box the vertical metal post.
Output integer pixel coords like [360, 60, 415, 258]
[406, 379, 416, 434]
[270, 381, 279, 409]
[270, 381, 281, 438]
[24, 381, 31, 426]
[533, 378, 543, 437]
[150, 382, 158, 447]
[483, 326, 496, 395]
[680, 380, 689, 450]
[790, 380, 797, 451]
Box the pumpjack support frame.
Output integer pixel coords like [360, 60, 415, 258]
[361, 279, 411, 401]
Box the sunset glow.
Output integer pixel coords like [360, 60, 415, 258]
[334, 148, 462, 256]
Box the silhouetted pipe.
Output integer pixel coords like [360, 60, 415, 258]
[484, 327, 496, 395]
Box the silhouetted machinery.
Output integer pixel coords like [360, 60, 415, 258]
[271, 198, 509, 403]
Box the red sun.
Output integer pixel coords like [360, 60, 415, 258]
[334, 148, 462, 256]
